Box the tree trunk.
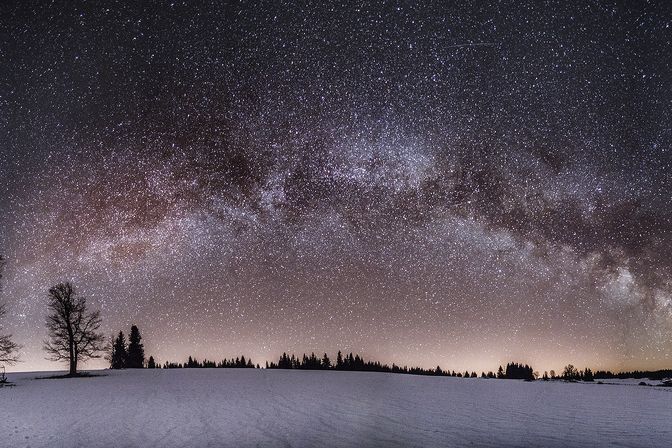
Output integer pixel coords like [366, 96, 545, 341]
[68, 324, 76, 376]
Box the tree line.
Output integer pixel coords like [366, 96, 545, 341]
[266, 351, 455, 376]
[1, 269, 671, 382]
[0, 256, 20, 383]
[157, 351, 455, 376]
[501, 362, 535, 380]
[163, 355, 258, 369]
[159, 352, 545, 382]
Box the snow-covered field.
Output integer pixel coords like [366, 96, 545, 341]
[2, 369, 671, 448]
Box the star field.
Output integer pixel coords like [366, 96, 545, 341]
[1, 1, 671, 373]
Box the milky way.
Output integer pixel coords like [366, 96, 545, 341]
[1, 2, 671, 373]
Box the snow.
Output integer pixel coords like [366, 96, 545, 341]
[2, 369, 671, 447]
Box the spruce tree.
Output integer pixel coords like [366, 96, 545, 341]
[110, 331, 128, 369]
[127, 325, 145, 368]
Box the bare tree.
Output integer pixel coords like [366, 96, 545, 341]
[0, 256, 20, 367]
[44, 282, 105, 376]
[562, 364, 579, 381]
[0, 304, 20, 366]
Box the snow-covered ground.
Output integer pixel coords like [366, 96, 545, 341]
[2, 369, 671, 447]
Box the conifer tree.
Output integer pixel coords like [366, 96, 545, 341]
[110, 331, 127, 369]
[127, 325, 144, 368]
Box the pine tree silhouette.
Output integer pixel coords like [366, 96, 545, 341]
[127, 325, 145, 368]
[336, 351, 343, 370]
[110, 331, 127, 369]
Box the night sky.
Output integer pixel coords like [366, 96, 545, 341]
[1, 2, 671, 374]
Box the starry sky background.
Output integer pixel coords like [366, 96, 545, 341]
[1, 1, 671, 374]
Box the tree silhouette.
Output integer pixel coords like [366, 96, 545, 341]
[299, 352, 320, 369]
[0, 303, 20, 367]
[563, 364, 579, 380]
[127, 325, 144, 368]
[277, 352, 292, 369]
[110, 331, 128, 369]
[44, 282, 105, 376]
[504, 362, 534, 380]
[336, 350, 343, 369]
[0, 256, 20, 367]
[346, 353, 355, 370]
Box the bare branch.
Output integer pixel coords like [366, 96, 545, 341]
[0, 303, 21, 365]
[44, 282, 104, 375]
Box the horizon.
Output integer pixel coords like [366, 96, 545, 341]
[3, 342, 668, 377]
[2, 3, 671, 377]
